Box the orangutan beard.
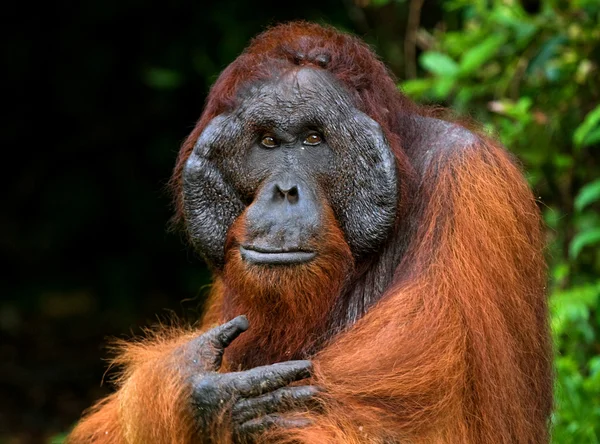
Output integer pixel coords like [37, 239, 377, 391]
[218, 207, 354, 369]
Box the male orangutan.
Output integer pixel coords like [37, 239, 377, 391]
[69, 22, 553, 443]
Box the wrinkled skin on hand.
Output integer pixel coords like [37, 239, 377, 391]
[180, 316, 319, 443]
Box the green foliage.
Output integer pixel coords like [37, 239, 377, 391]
[574, 105, 600, 149]
[48, 433, 67, 444]
[400, 0, 600, 441]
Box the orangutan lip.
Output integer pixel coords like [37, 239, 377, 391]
[239, 246, 316, 265]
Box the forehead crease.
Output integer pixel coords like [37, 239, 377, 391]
[280, 69, 350, 105]
[238, 68, 354, 127]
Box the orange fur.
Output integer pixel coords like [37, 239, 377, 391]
[219, 204, 354, 370]
[69, 328, 205, 443]
[69, 22, 551, 444]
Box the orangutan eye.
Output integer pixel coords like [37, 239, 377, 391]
[303, 133, 323, 146]
[260, 135, 279, 148]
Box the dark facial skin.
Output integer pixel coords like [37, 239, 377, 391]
[183, 68, 399, 268]
[180, 69, 399, 441]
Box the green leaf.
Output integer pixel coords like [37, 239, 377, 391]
[551, 282, 600, 336]
[432, 77, 456, 99]
[459, 35, 506, 75]
[49, 433, 68, 444]
[570, 229, 600, 259]
[589, 357, 600, 377]
[583, 127, 600, 147]
[574, 105, 600, 148]
[575, 179, 600, 212]
[419, 52, 459, 77]
[400, 78, 434, 97]
[552, 262, 570, 282]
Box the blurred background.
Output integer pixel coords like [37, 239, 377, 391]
[2, 0, 599, 442]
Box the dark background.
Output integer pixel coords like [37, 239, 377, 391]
[2, 1, 439, 441]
